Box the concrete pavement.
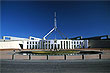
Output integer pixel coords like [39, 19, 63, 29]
[1, 59, 110, 73]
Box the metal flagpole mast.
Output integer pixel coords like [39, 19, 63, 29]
[43, 12, 57, 40]
[54, 12, 57, 30]
[54, 12, 57, 39]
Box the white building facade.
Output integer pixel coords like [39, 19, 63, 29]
[24, 39, 88, 49]
[0, 36, 88, 49]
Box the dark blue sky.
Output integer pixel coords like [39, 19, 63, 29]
[1, 1, 110, 39]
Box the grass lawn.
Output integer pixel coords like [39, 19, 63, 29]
[32, 50, 80, 55]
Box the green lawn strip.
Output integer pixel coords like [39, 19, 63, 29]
[32, 50, 80, 55]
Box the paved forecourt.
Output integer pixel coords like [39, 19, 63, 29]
[1, 59, 110, 73]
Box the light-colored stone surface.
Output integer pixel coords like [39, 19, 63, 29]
[0, 51, 12, 59]
[48, 56, 64, 60]
[0, 49, 110, 60]
[1, 59, 110, 73]
[32, 56, 47, 60]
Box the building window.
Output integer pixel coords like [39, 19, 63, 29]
[30, 42, 31, 44]
[80, 41, 82, 44]
[33, 42, 34, 44]
[66, 41, 68, 49]
[27, 45, 28, 49]
[61, 41, 62, 49]
[74, 45, 76, 48]
[74, 42, 76, 44]
[64, 41, 65, 49]
[69, 41, 70, 49]
[27, 42, 29, 44]
[32, 45, 34, 49]
[54, 44, 57, 49]
[51, 44, 53, 49]
[58, 44, 60, 49]
[49, 44, 50, 49]
[35, 45, 37, 49]
[36, 42, 37, 44]
[77, 41, 78, 44]
[54, 40, 57, 43]
[30, 45, 31, 49]
[46, 44, 47, 49]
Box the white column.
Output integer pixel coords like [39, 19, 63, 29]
[57, 44, 58, 49]
[70, 41, 72, 49]
[42, 41, 43, 49]
[40, 41, 42, 49]
[60, 42, 61, 49]
[50, 43, 51, 49]
[37, 42, 39, 49]
[73, 41, 74, 49]
[34, 44, 35, 49]
[39, 41, 40, 49]
[62, 41, 64, 49]
[53, 43, 55, 49]
[40, 41, 41, 49]
[68, 41, 69, 49]
[41, 41, 42, 49]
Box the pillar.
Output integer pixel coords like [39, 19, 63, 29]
[65, 41, 66, 49]
[99, 54, 101, 59]
[12, 54, 15, 60]
[47, 55, 49, 60]
[82, 54, 84, 60]
[62, 41, 64, 49]
[29, 55, 31, 60]
[64, 55, 66, 60]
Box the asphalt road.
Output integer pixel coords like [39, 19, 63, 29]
[0, 59, 110, 73]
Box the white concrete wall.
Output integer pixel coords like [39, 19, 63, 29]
[23, 41, 28, 49]
[0, 39, 88, 49]
[0, 41, 22, 49]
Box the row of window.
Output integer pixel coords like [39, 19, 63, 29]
[27, 43, 83, 49]
[72, 41, 83, 44]
[27, 45, 39, 49]
[27, 41, 83, 45]
[27, 41, 38, 44]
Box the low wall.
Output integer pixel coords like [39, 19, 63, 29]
[0, 50, 110, 60]
[89, 40, 110, 48]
